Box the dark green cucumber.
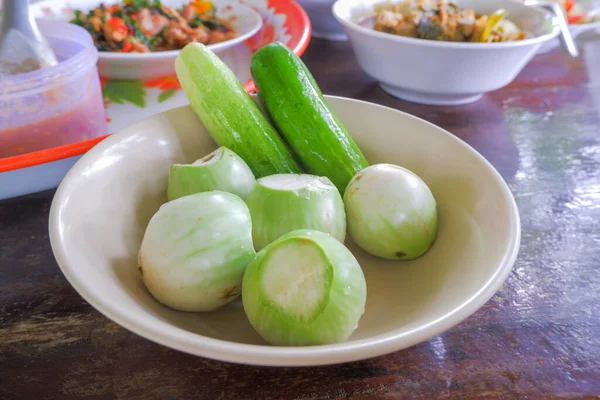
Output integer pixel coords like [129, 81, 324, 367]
[250, 42, 369, 193]
[175, 43, 302, 178]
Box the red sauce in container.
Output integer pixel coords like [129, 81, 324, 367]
[0, 20, 107, 160]
[0, 88, 106, 159]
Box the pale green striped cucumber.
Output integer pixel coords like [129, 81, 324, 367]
[250, 42, 369, 193]
[175, 43, 302, 178]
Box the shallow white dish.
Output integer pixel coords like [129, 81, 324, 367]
[333, 0, 561, 106]
[49, 96, 521, 366]
[32, 0, 263, 80]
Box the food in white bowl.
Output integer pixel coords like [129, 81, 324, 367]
[332, 0, 561, 105]
[49, 44, 520, 366]
[32, 0, 262, 79]
[371, 0, 527, 42]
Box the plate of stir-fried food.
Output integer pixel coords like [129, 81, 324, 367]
[371, 0, 527, 42]
[68, 0, 256, 53]
[31, 0, 263, 79]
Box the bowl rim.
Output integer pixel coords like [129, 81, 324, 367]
[332, 0, 561, 49]
[48, 95, 521, 367]
[0, 0, 312, 174]
[94, 0, 264, 60]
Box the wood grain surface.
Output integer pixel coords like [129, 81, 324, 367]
[1, 37, 600, 399]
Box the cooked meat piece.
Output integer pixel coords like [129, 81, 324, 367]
[139, 8, 170, 36]
[375, 10, 418, 37]
[164, 26, 187, 47]
[180, 5, 197, 22]
[436, 7, 459, 40]
[164, 24, 209, 48]
[161, 5, 187, 24]
[103, 20, 127, 42]
[188, 27, 210, 43]
[180, 21, 209, 41]
[130, 39, 150, 52]
[406, 9, 422, 25]
[376, 10, 405, 29]
[457, 9, 475, 37]
[207, 30, 237, 44]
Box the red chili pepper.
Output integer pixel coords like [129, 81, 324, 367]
[122, 40, 132, 52]
[107, 17, 128, 35]
[568, 14, 585, 24]
[564, 0, 575, 13]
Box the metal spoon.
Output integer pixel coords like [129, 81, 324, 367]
[0, 0, 58, 76]
[524, 0, 579, 57]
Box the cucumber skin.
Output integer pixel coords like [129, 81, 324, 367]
[175, 43, 302, 178]
[250, 42, 369, 193]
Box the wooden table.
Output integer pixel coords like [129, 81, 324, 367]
[2, 38, 600, 399]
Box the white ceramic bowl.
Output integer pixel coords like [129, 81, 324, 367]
[32, 0, 262, 80]
[49, 96, 521, 366]
[333, 0, 561, 105]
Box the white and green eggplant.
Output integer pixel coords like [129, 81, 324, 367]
[344, 164, 438, 260]
[242, 229, 367, 346]
[167, 147, 256, 201]
[245, 174, 346, 251]
[138, 191, 256, 312]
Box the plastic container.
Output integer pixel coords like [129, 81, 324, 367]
[0, 20, 107, 159]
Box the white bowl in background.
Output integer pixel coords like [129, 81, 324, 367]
[49, 95, 520, 366]
[297, 0, 348, 40]
[333, 0, 561, 105]
[31, 0, 262, 80]
[537, 19, 600, 54]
